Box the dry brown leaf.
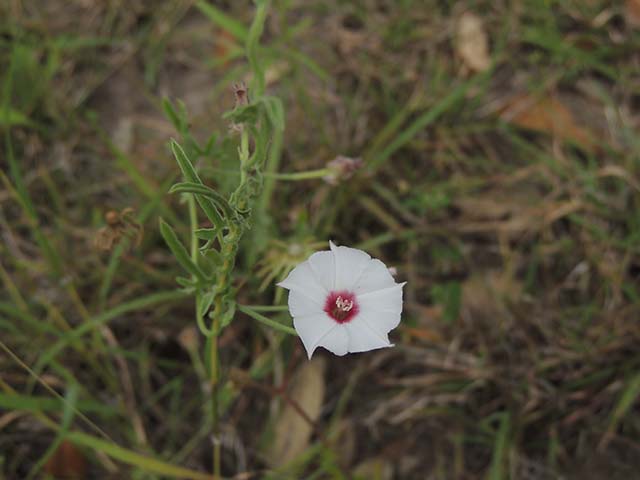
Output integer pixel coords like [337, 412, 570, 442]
[500, 94, 595, 149]
[266, 357, 326, 467]
[626, 0, 640, 27]
[44, 440, 87, 479]
[456, 12, 491, 72]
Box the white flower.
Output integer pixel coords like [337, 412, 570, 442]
[277, 241, 405, 358]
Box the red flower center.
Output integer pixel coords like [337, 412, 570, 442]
[324, 290, 359, 323]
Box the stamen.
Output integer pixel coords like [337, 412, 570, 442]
[336, 296, 354, 312]
[324, 291, 359, 323]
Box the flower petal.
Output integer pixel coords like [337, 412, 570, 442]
[277, 261, 327, 301]
[357, 309, 402, 335]
[329, 241, 371, 291]
[357, 284, 405, 333]
[357, 283, 405, 314]
[345, 316, 393, 353]
[293, 313, 338, 359]
[316, 324, 349, 356]
[288, 290, 324, 318]
[307, 250, 335, 291]
[353, 259, 397, 295]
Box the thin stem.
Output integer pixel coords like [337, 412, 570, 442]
[210, 316, 221, 479]
[239, 128, 250, 184]
[240, 304, 288, 312]
[188, 195, 198, 262]
[263, 168, 331, 181]
[237, 305, 297, 335]
[187, 195, 209, 336]
[200, 166, 333, 182]
[190, 194, 220, 477]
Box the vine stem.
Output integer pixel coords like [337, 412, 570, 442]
[210, 318, 221, 479]
[188, 195, 221, 478]
[263, 168, 331, 181]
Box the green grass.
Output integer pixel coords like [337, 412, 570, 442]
[1, 0, 640, 478]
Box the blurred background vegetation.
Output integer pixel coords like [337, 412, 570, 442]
[1, 0, 640, 478]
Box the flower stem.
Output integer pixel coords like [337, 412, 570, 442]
[240, 304, 288, 312]
[238, 304, 296, 335]
[262, 168, 331, 181]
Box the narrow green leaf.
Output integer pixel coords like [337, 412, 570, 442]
[170, 139, 202, 184]
[170, 140, 225, 233]
[198, 291, 216, 318]
[162, 97, 184, 133]
[159, 219, 206, 282]
[195, 228, 217, 241]
[170, 182, 234, 219]
[176, 276, 197, 289]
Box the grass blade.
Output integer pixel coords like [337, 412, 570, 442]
[196, 1, 248, 42]
[65, 431, 214, 480]
[487, 412, 510, 480]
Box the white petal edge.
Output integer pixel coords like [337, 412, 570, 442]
[329, 241, 372, 291]
[353, 258, 397, 295]
[293, 313, 337, 359]
[277, 261, 327, 302]
[315, 324, 349, 357]
[287, 290, 324, 318]
[357, 308, 402, 335]
[345, 316, 393, 353]
[357, 283, 406, 314]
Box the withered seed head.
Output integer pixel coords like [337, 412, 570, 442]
[233, 81, 249, 108]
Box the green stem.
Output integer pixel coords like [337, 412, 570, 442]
[191, 191, 221, 478]
[263, 168, 331, 181]
[239, 129, 250, 184]
[207, 226, 239, 478]
[237, 305, 296, 335]
[210, 316, 221, 479]
[187, 195, 210, 337]
[240, 304, 288, 312]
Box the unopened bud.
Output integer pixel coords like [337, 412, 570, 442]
[323, 155, 363, 185]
